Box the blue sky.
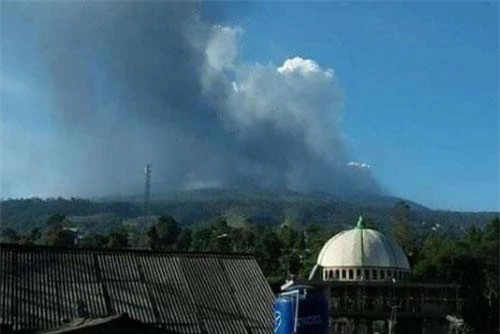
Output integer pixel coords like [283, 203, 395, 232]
[206, 1, 499, 211]
[1, 1, 498, 212]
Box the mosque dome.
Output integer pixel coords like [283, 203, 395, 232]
[317, 217, 411, 282]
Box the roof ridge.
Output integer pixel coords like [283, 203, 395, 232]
[0, 243, 256, 258]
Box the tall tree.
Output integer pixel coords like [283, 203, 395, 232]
[191, 227, 212, 251]
[147, 215, 181, 251]
[207, 218, 232, 253]
[1, 228, 20, 243]
[391, 201, 416, 260]
[278, 225, 297, 251]
[255, 229, 283, 277]
[177, 228, 192, 251]
[25, 227, 42, 245]
[46, 214, 66, 227]
[107, 227, 129, 249]
[80, 233, 109, 248]
[45, 224, 75, 247]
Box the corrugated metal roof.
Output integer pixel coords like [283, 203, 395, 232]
[0, 244, 274, 333]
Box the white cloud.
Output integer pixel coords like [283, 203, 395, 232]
[231, 81, 239, 92]
[277, 57, 334, 78]
[347, 161, 371, 169]
[218, 56, 343, 166]
[205, 25, 243, 71]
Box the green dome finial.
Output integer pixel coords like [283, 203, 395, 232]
[356, 216, 366, 229]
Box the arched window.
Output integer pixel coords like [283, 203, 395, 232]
[329, 270, 334, 279]
[342, 270, 346, 279]
[348, 269, 354, 279]
[365, 269, 370, 280]
[324, 270, 328, 280]
[387, 270, 392, 278]
[372, 269, 378, 280]
[380, 270, 385, 279]
[356, 269, 361, 279]
[335, 270, 340, 279]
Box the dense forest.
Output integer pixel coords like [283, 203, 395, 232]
[1, 198, 498, 333]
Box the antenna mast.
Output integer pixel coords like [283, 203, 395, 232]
[144, 164, 152, 226]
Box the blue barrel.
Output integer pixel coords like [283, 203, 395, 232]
[273, 285, 329, 334]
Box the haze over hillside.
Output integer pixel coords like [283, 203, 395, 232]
[1, 189, 497, 237]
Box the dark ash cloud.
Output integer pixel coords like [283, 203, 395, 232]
[1, 1, 382, 198]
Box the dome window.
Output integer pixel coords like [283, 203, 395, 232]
[372, 269, 378, 280]
[348, 269, 354, 280]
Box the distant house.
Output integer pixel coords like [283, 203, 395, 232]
[0, 244, 274, 334]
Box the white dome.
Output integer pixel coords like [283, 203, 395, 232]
[316, 217, 410, 282]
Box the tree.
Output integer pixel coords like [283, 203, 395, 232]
[191, 227, 212, 251]
[412, 218, 499, 333]
[212, 218, 231, 236]
[46, 214, 66, 226]
[1, 228, 20, 243]
[210, 232, 232, 253]
[177, 228, 192, 251]
[24, 227, 42, 245]
[241, 228, 256, 252]
[208, 218, 233, 253]
[363, 216, 379, 230]
[391, 201, 416, 261]
[45, 224, 75, 247]
[147, 216, 181, 251]
[477, 217, 499, 333]
[107, 227, 129, 249]
[80, 233, 109, 248]
[288, 252, 302, 277]
[278, 225, 297, 251]
[255, 229, 283, 277]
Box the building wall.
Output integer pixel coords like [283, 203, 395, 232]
[319, 283, 460, 334]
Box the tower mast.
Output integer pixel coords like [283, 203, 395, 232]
[144, 164, 152, 226]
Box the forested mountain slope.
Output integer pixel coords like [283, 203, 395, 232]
[1, 189, 496, 234]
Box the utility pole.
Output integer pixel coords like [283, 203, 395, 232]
[388, 303, 401, 334]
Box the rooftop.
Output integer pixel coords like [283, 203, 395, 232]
[0, 243, 274, 333]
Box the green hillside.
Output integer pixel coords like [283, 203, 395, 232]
[1, 189, 496, 235]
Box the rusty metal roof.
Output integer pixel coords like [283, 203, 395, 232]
[0, 244, 274, 333]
